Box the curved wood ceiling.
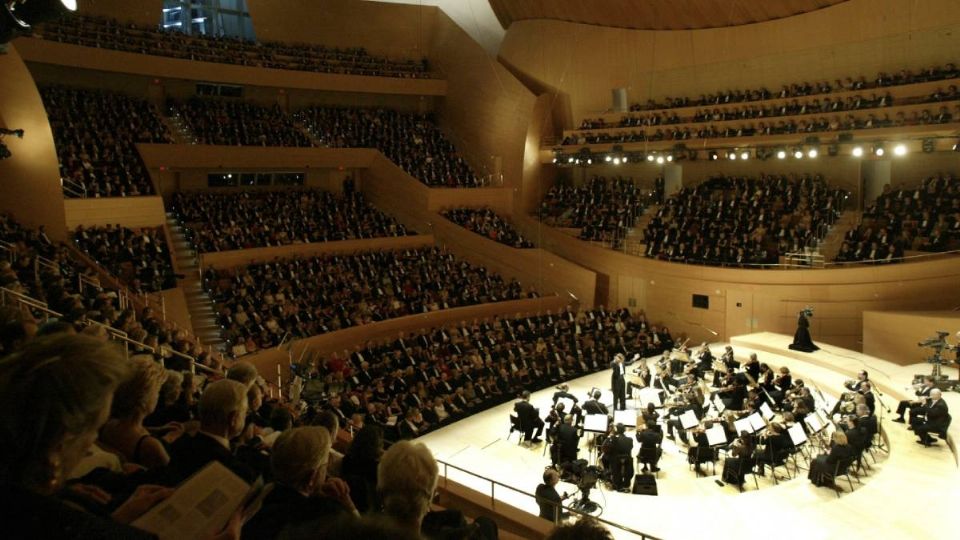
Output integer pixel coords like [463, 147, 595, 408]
[489, 0, 851, 31]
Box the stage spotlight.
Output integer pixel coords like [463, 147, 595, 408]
[726, 150, 736, 160]
[2, 1, 77, 43]
[873, 144, 885, 157]
[567, 157, 574, 164]
[852, 146, 864, 157]
[622, 155, 630, 163]
[647, 154, 655, 162]
[612, 157, 621, 165]
[776, 149, 787, 160]
[666, 154, 674, 162]
[586, 158, 592, 164]
[922, 139, 935, 153]
[807, 148, 818, 158]
[740, 150, 749, 160]
[953, 140, 960, 151]
[551, 157, 557, 163]
[709, 151, 718, 161]
[656, 156, 665, 164]
[893, 143, 907, 156]
[574, 158, 580, 164]
[793, 148, 804, 159]
[604, 155, 612, 162]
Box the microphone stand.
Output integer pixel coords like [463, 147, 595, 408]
[870, 388, 891, 454]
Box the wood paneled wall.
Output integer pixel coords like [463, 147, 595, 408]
[0, 45, 67, 240]
[64, 197, 167, 228]
[17, 38, 446, 96]
[863, 310, 960, 367]
[244, 295, 569, 380]
[198, 235, 436, 270]
[427, 10, 537, 189]
[499, 0, 960, 127]
[520, 93, 559, 214]
[514, 214, 960, 351]
[247, 0, 438, 60]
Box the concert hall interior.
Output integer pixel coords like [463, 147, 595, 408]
[0, 1, 959, 539]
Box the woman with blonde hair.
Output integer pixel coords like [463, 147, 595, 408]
[808, 430, 854, 490]
[99, 355, 172, 469]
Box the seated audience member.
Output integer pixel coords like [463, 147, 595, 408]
[242, 427, 358, 540]
[546, 518, 614, 540]
[514, 390, 545, 442]
[167, 379, 256, 483]
[538, 176, 648, 249]
[808, 431, 855, 489]
[340, 425, 384, 513]
[442, 207, 533, 248]
[144, 370, 185, 428]
[74, 225, 177, 292]
[99, 355, 172, 470]
[0, 335, 203, 539]
[377, 440, 439, 536]
[312, 411, 345, 478]
[170, 98, 312, 147]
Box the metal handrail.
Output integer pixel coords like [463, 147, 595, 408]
[638, 247, 960, 269]
[0, 286, 220, 375]
[436, 458, 663, 540]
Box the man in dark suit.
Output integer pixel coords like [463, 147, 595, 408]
[636, 424, 663, 472]
[894, 376, 935, 423]
[398, 408, 422, 440]
[167, 379, 257, 484]
[514, 391, 544, 442]
[913, 389, 950, 446]
[607, 423, 634, 491]
[535, 469, 567, 522]
[610, 354, 627, 411]
[582, 390, 609, 416]
[553, 415, 581, 464]
[552, 384, 579, 405]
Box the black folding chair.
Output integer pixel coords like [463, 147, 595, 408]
[507, 414, 526, 445]
[688, 445, 717, 477]
[830, 457, 857, 498]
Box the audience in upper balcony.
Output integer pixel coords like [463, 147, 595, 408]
[538, 176, 650, 249]
[203, 246, 533, 356]
[171, 189, 412, 253]
[170, 98, 312, 147]
[644, 174, 846, 266]
[39, 86, 172, 198]
[838, 173, 959, 263]
[295, 107, 481, 188]
[625, 61, 958, 112]
[1, 213, 214, 368]
[441, 208, 533, 248]
[74, 225, 177, 292]
[41, 14, 432, 79]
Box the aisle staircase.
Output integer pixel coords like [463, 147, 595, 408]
[818, 210, 862, 262]
[165, 212, 225, 352]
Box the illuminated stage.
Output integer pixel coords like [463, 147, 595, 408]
[417, 333, 959, 539]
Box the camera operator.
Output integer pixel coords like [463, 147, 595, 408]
[535, 468, 569, 522]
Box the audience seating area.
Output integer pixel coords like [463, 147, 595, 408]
[203, 246, 535, 356]
[837, 173, 959, 263]
[169, 98, 313, 147]
[73, 225, 177, 292]
[644, 174, 846, 266]
[538, 176, 651, 248]
[563, 61, 960, 147]
[441, 208, 533, 248]
[40, 14, 433, 79]
[296, 107, 482, 187]
[0, 214, 213, 368]
[40, 86, 172, 198]
[171, 189, 413, 253]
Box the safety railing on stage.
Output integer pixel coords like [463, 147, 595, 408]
[436, 458, 663, 540]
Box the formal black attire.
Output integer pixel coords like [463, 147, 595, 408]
[340, 453, 379, 514]
[789, 313, 819, 352]
[896, 384, 934, 421]
[582, 398, 609, 416]
[535, 483, 563, 522]
[610, 361, 627, 410]
[607, 433, 634, 490]
[913, 398, 950, 444]
[514, 400, 544, 440]
[807, 443, 855, 486]
[636, 428, 663, 471]
[242, 484, 348, 540]
[166, 432, 257, 485]
[553, 423, 580, 464]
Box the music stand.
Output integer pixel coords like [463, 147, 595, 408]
[638, 387, 662, 408]
[705, 423, 728, 446]
[614, 409, 638, 428]
[759, 402, 775, 420]
[747, 412, 767, 432]
[679, 410, 699, 430]
[734, 417, 755, 435]
[583, 414, 609, 434]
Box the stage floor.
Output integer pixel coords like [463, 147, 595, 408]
[417, 333, 959, 540]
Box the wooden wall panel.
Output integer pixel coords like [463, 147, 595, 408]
[863, 310, 960, 366]
[17, 38, 446, 96]
[499, 0, 960, 127]
[514, 214, 960, 349]
[245, 295, 570, 380]
[519, 93, 559, 214]
[427, 10, 537, 189]
[428, 188, 513, 215]
[160, 287, 193, 337]
[247, 0, 438, 60]
[198, 235, 436, 270]
[0, 45, 67, 241]
[64, 197, 166, 228]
